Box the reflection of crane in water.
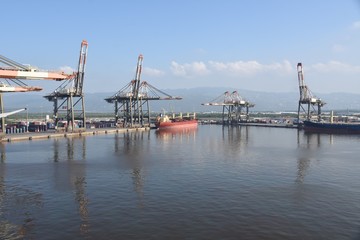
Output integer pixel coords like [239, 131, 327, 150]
[52, 137, 89, 234]
[296, 156, 311, 183]
[221, 125, 249, 156]
[114, 131, 150, 206]
[296, 132, 321, 183]
[0, 143, 5, 162]
[223, 125, 249, 142]
[202, 91, 254, 125]
[296, 63, 325, 123]
[105, 55, 182, 128]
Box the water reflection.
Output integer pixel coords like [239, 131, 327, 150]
[295, 131, 349, 183]
[0, 160, 42, 239]
[114, 131, 151, 207]
[0, 143, 5, 162]
[0, 126, 358, 239]
[221, 125, 249, 157]
[296, 132, 323, 183]
[52, 137, 89, 235]
[298, 130, 338, 146]
[222, 125, 249, 143]
[155, 126, 198, 140]
[53, 136, 86, 162]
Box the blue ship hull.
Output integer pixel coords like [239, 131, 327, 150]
[303, 120, 360, 134]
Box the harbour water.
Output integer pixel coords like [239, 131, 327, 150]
[0, 125, 359, 239]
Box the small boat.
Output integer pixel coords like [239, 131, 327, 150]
[303, 120, 360, 134]
[155, 114, 198, 129]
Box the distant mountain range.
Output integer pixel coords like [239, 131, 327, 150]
[3, 87, 360, 114]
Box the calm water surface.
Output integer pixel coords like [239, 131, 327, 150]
[0, 125, 359, 239]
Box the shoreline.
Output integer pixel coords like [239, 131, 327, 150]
[1, 123, 299, 143]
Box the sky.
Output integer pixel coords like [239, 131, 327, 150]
[1, 0, 360, 94]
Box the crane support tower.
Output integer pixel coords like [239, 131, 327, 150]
[202, 90, 254, 125]
[296, 63, 325, 124]
[0, 50, 75, 134]
[105, 54, 182, 128]
[43, 40, 88, 132]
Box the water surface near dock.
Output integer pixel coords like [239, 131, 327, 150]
[0, 125, 359, 239]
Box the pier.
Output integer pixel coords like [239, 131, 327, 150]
[1, 127, 151, 143]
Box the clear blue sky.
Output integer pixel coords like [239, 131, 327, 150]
[1, 0, 360, 94]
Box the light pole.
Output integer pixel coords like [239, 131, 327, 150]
[40, 106, 43, 122]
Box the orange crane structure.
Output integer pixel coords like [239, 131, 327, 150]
[105, 54, 181, 128]
[0, 51, 74, 132]
[0, 53, 70, 93]
[296, 63, 325, 123]
[202, 90, 254, 124]
[43, 40, 88, 132]
[0, 55, 71, 81]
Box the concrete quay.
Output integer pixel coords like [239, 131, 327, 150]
[1, 127, 151, 143]
[238, 122, 298, 129]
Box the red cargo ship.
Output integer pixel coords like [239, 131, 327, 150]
[155, 114, 198, 129]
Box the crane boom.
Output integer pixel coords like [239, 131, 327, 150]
[74, 40, 88, 94]
[0, 83, 42, 92]
[0, 108, 26, 118]
[297, 63, 305, 87]
[0, 54, 30, 70]
[0, 53, 73, 80]
[0, 69, 72, 80]
[297, 63, 309, 101]
[297, 62, 323, 104]
[132, 54, 143, 97]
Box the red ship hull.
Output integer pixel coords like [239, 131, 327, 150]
[155, 119, 198, 129]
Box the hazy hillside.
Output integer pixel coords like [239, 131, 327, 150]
[2, 87, 360, 114]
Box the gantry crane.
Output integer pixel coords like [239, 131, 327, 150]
[0, 52, 74, 133]
[105, 54, 181, 128]
[202, 90, 254, 124]
[44, 40, 88, 132]
[297, 63, 325, 124]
